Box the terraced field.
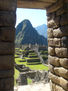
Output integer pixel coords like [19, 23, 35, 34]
[14, 47, 48, 85]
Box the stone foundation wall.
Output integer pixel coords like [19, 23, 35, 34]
[0, 0, 17, 91]
[46, 0, 68, 91]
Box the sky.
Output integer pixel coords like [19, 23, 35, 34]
[16, 8, 47, 27]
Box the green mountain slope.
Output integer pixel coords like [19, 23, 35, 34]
[15, 19, 47, 45]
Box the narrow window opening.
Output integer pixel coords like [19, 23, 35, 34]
[14, 8, 48, 88]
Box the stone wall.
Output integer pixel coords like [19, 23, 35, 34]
[0, 0, 17, 91]
[46, 0, 68, 91]
[0, 0, 68, 91]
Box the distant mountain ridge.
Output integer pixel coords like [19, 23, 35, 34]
[15, 19, 47, 46]
[35, 24, 47, 38]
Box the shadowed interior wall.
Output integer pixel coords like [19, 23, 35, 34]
[46, 0, 68, 91]
[0, 0, 17, 91]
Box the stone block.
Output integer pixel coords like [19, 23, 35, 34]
[60, 58, 68, 69]
[53, 26, 68, 37]
[46, 0, 63, 13]
[56, 84, 65, 91]
[19, 73, 27, 85]
[63, 2, 68, 11]
[56, 7, 65, 16]
[48, 38, 61, 47]
[60, 77, 68, 91]
[49, 64, 54, 74]
[0, 42, 14, 55]
[0, 27, 15, 42]
[48, 55, 60, 66]
[50, 80, 56, 91]
[0, 11, 16, 27]
[47, 16, 60, 28]
[49, 72, 60, 85]
[0, 69, 14, 78]
[55, 48, 68, 57]
[0, 77, 14, 90]
[0, 0, 17, 11]
[54, 67, 68, 79]
[47, 13, 55, 21]
[49, 72, 68, 90]
[61, 36, 68, 47]
[47, 28, 53, 38]
[48, 47, 55, 56]
[60, 13, 68, 26]
[0, 55, 14, 70]
[53, 28, 63, 38]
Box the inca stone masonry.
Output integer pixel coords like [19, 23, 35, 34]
[0, 0, 68, 91]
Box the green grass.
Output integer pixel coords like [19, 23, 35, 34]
[15, 58, 26, 64]
[40, 50, 48, 54]
[25, 57, 39, 60]
[15, 48, 20, 50]
[14, 48, 48, 85]
[27, 78, 32, 84]
[14, 68, 20, 85]
[19, 49, 24, 52]
[15, 58, 48, 71]
[15, 54, 19, 58]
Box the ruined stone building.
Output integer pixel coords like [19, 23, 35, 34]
[0, 0, 68, 91]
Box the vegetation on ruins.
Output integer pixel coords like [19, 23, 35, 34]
[14, 47, 48, 85]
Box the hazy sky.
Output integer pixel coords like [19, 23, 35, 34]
[16, 8, 47, 27]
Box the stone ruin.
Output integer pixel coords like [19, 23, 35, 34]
[15, 64, 31, 72]
[16, 70, 49, 85]
[0, 0, 68, 91]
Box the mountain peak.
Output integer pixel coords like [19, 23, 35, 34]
[15, 19, 47, 45]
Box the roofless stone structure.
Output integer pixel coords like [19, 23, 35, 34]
[0, 0, 68, 91]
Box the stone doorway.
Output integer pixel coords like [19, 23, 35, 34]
[0, 0, 68, 91]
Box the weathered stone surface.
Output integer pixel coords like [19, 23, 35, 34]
[0, 0, 17, 11]
[60, 13, 68, 26]
[53, 26, 68, 37]
[60, 77, 68, 91]
[63, 2, 68, 11]
[0, 77, 14, 90]
[46, 0, 63, 13]
[48, 37, 68, 47]
[19, 73, 27, 85]
[47, 16, 60, 28]
[56, 2, 68, 16]
[0, 11, 16, 27]
[48, 47, 55, 56]
[0, 28, 15, 42]
[0, 69, 14, 78]
[47, 28, 53, 38]
[50, 81, 65, 91]
[49, 64, 54, 74]
[54, 67, 68, 79]
[47, 13, 55, 21]
[49, 72, 68, 90]
[56, 7, 65, 16]
[60, 58, 68, 69]
[56, 84, 65, 91]
[55, 48, 68, 57]
[61, 36, 68, 47]
[49, 72, 60, 85]
[0, 55, 14, 70]
[0, 42, 14, 55]
[48, 55, 60, 66]
[50, 80, 55, 91]
[48, 38, 61, 47]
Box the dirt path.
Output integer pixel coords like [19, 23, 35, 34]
[14, 83, 51, 91]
